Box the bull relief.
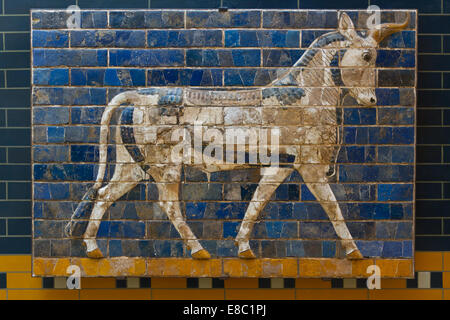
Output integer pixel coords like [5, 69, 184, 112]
[32, 9, 416, 278]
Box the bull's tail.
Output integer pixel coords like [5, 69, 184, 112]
[64, 92, 136, 237]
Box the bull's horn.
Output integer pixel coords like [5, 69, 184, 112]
[369, 12, 410, 43]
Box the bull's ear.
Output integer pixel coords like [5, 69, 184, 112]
[338, 12, 357, 41]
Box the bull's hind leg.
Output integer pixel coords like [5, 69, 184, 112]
[83, 162, 142, 258]
[150, 165, 210, 260]
[235, 167, 294, 259]
[295, 164, 363, 259]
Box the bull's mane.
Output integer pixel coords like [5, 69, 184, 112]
[273, 31, 346, 86]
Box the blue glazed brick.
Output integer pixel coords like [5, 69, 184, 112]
[265, 221, 297, 238]
[33, 88, 106, 105]
[34, 183, 70, 200]
[369, 127, 414, 145]
[301, 30, 331, 47]
[33, 107, 69, 125]
[153, 240, 184, 257]
[378, 184, 413, 201]
[378, 108, 414, 125]
[65, 127, 100, 143]
[71, 69, 145, 86]
[186, 49, 261, 67]
[378, 146, 414, 163]
[148, 221, 175, 239]
[81, 11, 108, 28]
[376, 88, 400, 106]
[382, 241, 403, 258]
[181, 184, 222, 201]
[286, 240, 305, 257]
[148, 69, 223, 86]
[216, 240, 238, 257]
[336, 184, 375, 201]
[33, 68, 69, 85]
[31, 11, 71, 29]
[301, 185, 315, 201]
[378, 69, 415, 87]
[109, 49, 184, 67]
[379, 30, 415, 49]
[338, 146, 376, 163]
[33, 49, 107, 67]
[261, 203, 294, 219]
[344, 108, 376, 125]
[32, 31, 69, 48]
[368, 127, 393, 144]
[223, 222, 239, 239]
[322, 241, 336, 258]
[224, 69, 273, 86]
[33, 146, 68, 162]
[293, 202, 328, 220]
[357, 241, 383, 257]
[186, 11, 260, 28]
[270, 184, 299, 201]
[376, 221, 413, 239]
[376, 50, 415, 68]
[71, 30, 146, 48]
[261, 240, 287, 257]
[34, 201, 74, 219]
[148, 30, 223, 47]
[225, 30, 300, 47]
[300, 222, 337, 239]
[109, 11, 184, 29]
[29, 9, 415, 261]
[339, 165, 413, 182]
[102, 221, 146, 238]
[71, 69, 103, 86]
[47, 127, 64, 143]
[263, 11, 338, 29]
[34, 164, 95, 181]
[34, 220, 65, 238]
[263, 49, 304, 67]
[393, 127, 414, 144]
[347, 221, 375, 239]
[403, 240, 413, 257]
[70, 145, 98, 162]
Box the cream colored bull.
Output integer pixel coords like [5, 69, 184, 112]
[65, 12, 410, 260]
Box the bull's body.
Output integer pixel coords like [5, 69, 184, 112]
[65, 13, 409, 260]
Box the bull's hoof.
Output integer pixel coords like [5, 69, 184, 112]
[86, 248, 104, 259]
[192, 249, 211, 260]
[346, 249, 363, 260]
[238, 249, 256, 259]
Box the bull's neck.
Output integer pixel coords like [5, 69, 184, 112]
[271, 37, 345, 106]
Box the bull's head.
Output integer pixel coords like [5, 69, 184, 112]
[338, 12, 410, 106]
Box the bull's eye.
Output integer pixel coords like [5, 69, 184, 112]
[362, 51, 371, 62]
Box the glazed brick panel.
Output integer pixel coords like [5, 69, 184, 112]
[30, 8, 416, 271]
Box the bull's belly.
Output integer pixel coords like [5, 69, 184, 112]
[123, 106, 339, 166]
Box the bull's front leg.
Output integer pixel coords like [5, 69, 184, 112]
[295, 164, 363, 259]
[235, 167, 293, 258]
